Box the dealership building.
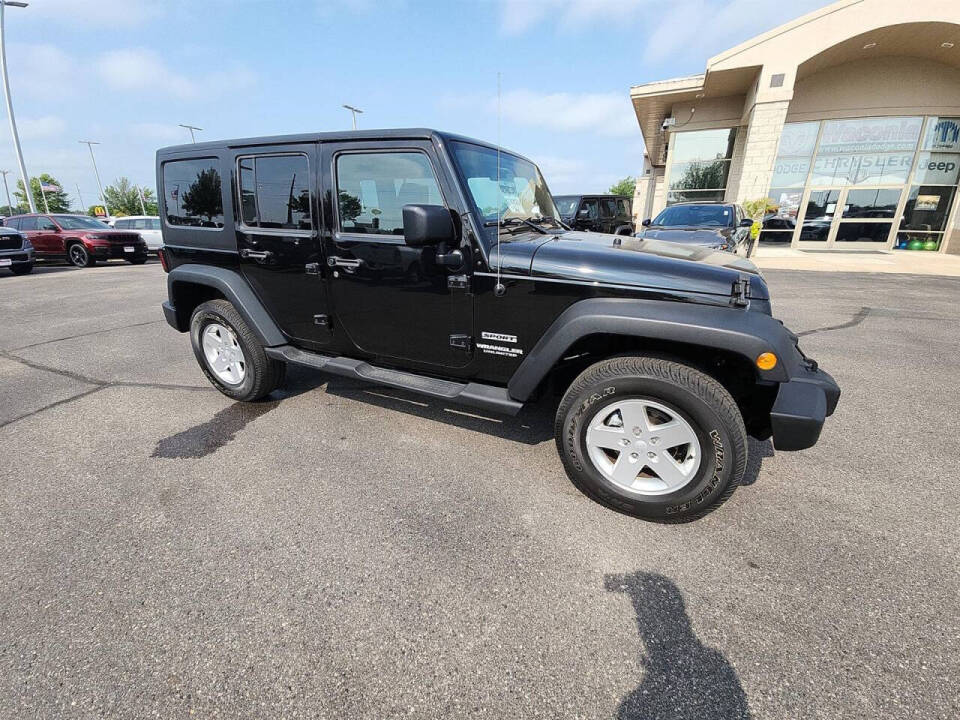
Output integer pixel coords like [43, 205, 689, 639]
[630, 0, 960, 254]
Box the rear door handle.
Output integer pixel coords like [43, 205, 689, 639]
[327, 256, 362, 268]
[240, 249, 271, 260]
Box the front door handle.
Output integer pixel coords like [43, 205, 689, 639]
[240, 249, 271, 260]
[327, 256, 362, 269]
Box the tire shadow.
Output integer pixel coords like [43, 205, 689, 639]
[605, 571, 752, 720]
[741, 438, 774, 486]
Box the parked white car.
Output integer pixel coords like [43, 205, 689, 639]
[109, 216, 163, 252]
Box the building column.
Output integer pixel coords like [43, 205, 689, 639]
[733, 100, 790, 204]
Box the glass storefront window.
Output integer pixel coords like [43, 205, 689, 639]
[922, 117, 960, 152]
[912, 152, 960, 185]
[665, 128, 736, 206]
[900, 185, 956, 232]
[818, 116, 923, 154]
[810, 152, 914, 186]
[842, 188, 901, 218]
[776, 122, 820, 157]
[895, 232, 942, 251]
[835, 222, 892, 243]
[666, 189, 726, 204]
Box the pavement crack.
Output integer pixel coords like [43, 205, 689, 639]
[7, 320, 164, 352]
[0, 350, 213, 430]
[0, 386, 106, 429]
[797, 306, 871, 337]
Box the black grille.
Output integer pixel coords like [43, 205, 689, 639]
[0, 235, 22, 251]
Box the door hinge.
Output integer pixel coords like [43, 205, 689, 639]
[449, 334, 472, 351]
[447, 274, 470, 291]
[314, 314, 331, 327]
[305, 262, 320, 275]
[731, 278, 750, 307]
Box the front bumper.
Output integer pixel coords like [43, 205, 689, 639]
[0, 247, 34, 265]
[90, 243, 148, 260]
[770, 366, 840, 451]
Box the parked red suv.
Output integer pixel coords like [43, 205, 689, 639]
[3, 214, 148, 267]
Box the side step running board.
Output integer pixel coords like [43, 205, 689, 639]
[264, 345, 523, 416]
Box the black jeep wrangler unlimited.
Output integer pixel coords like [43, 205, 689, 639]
[158, 129, 839, 522]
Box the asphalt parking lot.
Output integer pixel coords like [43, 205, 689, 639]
[1, 260, 958, 719]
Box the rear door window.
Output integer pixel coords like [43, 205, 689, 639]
[6, 217, 20, 230]
[600, 198, 617, 218]
[617, 198, 630, 217]
[18, 217, 36, 231]
[237, 154, 312, 230]
[37, 216, 57, 231]
[162, 158, 224, 228]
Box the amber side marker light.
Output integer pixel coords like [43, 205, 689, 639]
[756, 352, 778, 370]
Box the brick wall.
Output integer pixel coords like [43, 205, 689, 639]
[733, 100, 790, 204]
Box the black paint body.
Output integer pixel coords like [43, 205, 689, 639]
[158, 129, 839, 449]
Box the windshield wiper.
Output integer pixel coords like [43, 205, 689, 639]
[482, 217, 549, 234]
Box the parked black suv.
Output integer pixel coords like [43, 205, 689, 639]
[0, 226, 34, 275]
[554, 194, 634, 235]
[158, 129, 839, 522]
[638, 202, 753, 255]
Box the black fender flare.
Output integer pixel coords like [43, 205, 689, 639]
[508, 298, 798, 401]
[166, 264, 287, 346]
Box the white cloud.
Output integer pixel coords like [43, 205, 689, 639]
[8, 44, 76, 98]
[497, 90, 639, 137]
[19, 115, 66, 140]
[96, 48, 255, 100]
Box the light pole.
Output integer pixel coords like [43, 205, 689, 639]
[178, 124, 202, 143]
[136, 185, 146, 214]
[0, 1, 35, 213]
[75, 183, 84, 211]
[0, 169, 12, 211]
[342, 104, 363, 130]
[78, 140, 108, 216]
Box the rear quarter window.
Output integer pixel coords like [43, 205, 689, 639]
[162, 158, 225, 229]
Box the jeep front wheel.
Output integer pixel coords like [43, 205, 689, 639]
[189, 299, 285, 401]
[555, 356, 747, 523]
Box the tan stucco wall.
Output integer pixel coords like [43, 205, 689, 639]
[787, 56, 960, 121]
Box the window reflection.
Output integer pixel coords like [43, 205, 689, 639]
[163, 158, 224, 228]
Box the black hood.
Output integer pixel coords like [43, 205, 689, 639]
[640, 226, 734, 246]
[489, 230, 767, 301]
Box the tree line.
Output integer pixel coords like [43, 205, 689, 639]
[0, 174, 158, 217]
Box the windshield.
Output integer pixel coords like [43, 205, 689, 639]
[554, 196, 579, 216]
[54, 215, 111, 230]
[652, 204, 733, 228]
[450, 141, 558, 227]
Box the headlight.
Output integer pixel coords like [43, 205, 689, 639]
[20, 234, 31, 249]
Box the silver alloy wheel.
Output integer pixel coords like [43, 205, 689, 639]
[201, 322, 246, 385]
[585, 399, 701, 496]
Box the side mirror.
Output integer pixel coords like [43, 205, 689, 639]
[739, 217, 754, 228]
[402, 204, 454, 247]
[641, 218, 652, 227]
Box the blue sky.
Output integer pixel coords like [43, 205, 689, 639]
[0, 0, 828, 208]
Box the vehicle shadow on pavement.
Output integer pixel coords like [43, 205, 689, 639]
[742, 438, 774, 486]
[605, 571, 752, 720]
[320, 374, 557, 445]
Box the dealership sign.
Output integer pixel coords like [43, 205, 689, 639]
[818, 116, 923, 154]
[923, 118, 960, 152]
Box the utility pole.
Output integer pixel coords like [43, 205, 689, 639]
[136, 185, 146, 214]
[178, 124, 202, 143]
[0, 1, 35, 213]
[0, 169, 12, 211]
[342, 104, 363, 130]
[78, 140, 108, 216]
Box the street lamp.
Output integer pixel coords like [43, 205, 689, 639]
[0, 1, 36, 213]
[78, 140, 108, 216]
[0, 169, 12, 211]
[342, 104, 363, 130]
[178, 123, 202, 143]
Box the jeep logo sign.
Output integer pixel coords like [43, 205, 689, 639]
[918, 152, 960, 185]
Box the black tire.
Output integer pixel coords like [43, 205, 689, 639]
[10, 262, 33, 275]
[189, 299, 286, 401]
[128, 257, 147, 265]
[555, 355, 747, 523]
[67, 242, 94, 268]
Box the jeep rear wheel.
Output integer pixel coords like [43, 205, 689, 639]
[555, 355, 747, 523]
[189, 299, 285, 401]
